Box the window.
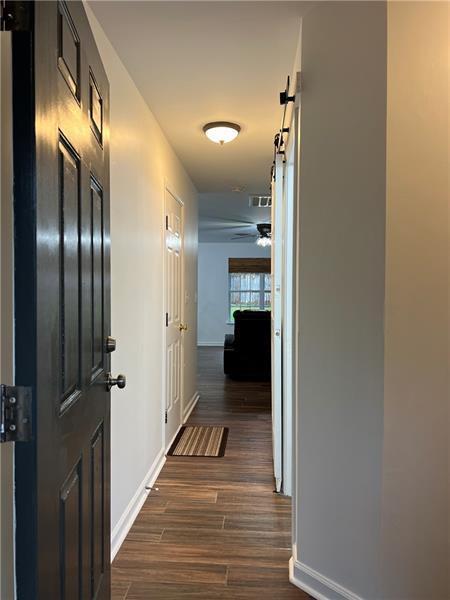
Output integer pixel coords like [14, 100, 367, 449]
[227, 257, 271, 322]
[228, 272, 271, 321]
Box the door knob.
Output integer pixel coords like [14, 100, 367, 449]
[178, 323, 188, 332]
[106, 373, 126, 391]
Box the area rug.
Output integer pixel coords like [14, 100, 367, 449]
[167, 426, 229, 457]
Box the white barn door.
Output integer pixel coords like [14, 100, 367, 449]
[281, 109, 298, 497]
[281, 78, 301, 498]
[271, 153, 284, 492]
[271, 77, 301, 496]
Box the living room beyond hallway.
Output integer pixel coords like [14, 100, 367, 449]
[111, 347, 307, 599]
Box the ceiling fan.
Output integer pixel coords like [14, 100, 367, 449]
[199, 216, 271, 245]
[232, 223, 272, 247]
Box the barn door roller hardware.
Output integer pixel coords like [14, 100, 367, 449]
[271, 74, 301, 182]
[0, 385, 33, 443]
[279, 82, 296, 106]
[274, 76, 295, 156]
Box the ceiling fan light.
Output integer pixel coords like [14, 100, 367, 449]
[203, 122, 241, 145]
[256, 236, 271, 248]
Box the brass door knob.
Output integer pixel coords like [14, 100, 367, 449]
[178, 323, 188, 332]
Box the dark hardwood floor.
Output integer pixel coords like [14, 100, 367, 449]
[112, 346, 308, 599]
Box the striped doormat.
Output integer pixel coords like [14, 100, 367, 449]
[167, 426, 229, 457]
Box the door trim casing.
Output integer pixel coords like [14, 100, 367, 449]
[0, 29, 16, 600]
[12, 13, 38, 598]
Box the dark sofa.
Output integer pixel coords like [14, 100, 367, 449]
[223, 310, 271, 380]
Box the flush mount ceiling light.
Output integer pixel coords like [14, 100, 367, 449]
[203, 121, 241, 145]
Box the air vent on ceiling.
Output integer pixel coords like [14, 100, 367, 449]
[249, 195, 272, 208]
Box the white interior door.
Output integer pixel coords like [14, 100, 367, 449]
[282, 77, 301, 499]
[282, 113, 297, 497]
[271, 153, 284, 492]
[165, 189, 184, 448]
[272, 93, 299, 496]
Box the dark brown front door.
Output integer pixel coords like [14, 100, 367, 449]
[13, 1, 113, 598]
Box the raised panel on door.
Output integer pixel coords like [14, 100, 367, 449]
[89, 71, 103, 145]
[90, 178, 104, 381]
[90, 424, 105, 599]
[173, 213, 181, 323]
[60, 461, 82, 600]
[57, 0, 80, 100]
[166, 339, 181, 410]
[59, 136, 82, 412]
[166, 344, 173, 413]
[174, 338, 180, 407]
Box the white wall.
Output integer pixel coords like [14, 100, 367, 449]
[381, 3, 449, 598]
[197, 242, 270, 346]
[291, 3, 449, 599]
[85, 5, 198, 558]
[292, 2, 387, 598]
[0, 33, 15, 600]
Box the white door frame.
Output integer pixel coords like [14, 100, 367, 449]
[162, 182, 185, 451]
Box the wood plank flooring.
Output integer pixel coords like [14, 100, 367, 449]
[112, 346, 308, 599]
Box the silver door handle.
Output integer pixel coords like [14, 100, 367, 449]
[106, 373, 126, 391]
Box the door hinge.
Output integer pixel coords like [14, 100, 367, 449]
[165, 410, 168, 424]
[165, 312, 168, 327]
[165, 215, 169, 230]
[1, 1, 31, 31]
[0, 385, 33, 443]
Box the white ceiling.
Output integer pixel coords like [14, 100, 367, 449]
[89, 1, 305, 195]
[90, 1, 306, 243]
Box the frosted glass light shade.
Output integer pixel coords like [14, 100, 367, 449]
[256, 236, 271, 248]
[203, 122, 241, 145]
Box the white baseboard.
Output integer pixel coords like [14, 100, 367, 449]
[289, 557, 363, 600]
[183, 391, 199, 422]
[197, 341, 223, 347]
[111, 448, 166, 561]
[165, 423, 182, 453]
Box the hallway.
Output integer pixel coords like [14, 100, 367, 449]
[111, 347, 308, 599]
